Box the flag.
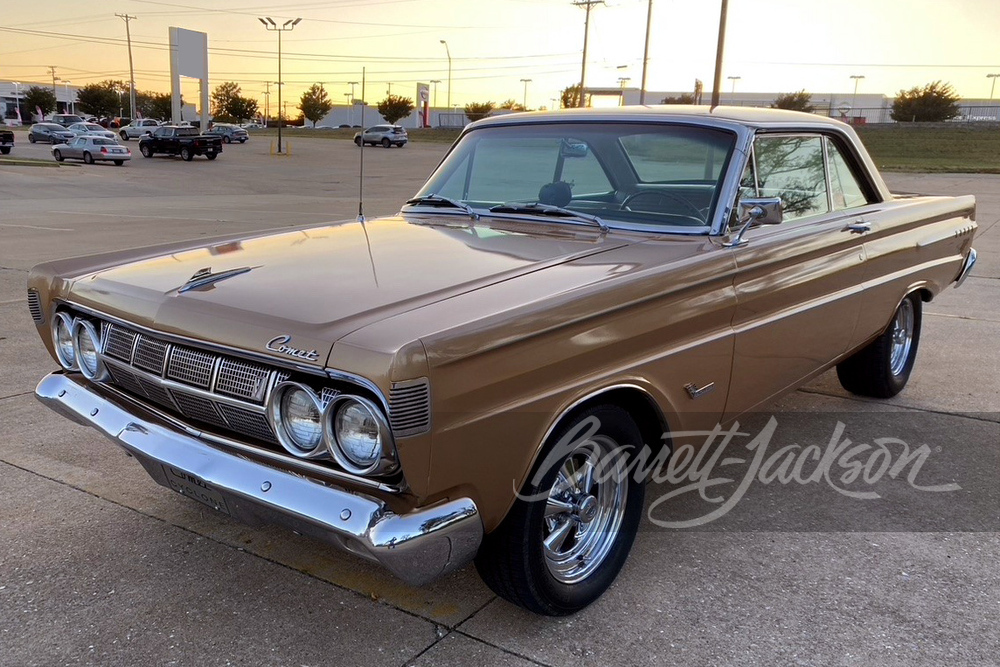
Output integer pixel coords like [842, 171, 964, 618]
[36, 106, 43, 121]
[15, 104, 21, 124]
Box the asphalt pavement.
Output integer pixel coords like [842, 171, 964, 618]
[1, 132, 998, 666]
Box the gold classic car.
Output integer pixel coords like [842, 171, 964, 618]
[29, 107, 978, 615]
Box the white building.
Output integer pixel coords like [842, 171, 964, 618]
[1, 80, 81, 125]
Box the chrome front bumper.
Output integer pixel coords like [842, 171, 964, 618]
[35, 372, 482, 586]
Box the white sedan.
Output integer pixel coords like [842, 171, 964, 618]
[52, 136, 131, 165]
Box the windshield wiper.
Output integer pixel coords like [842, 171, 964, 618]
[405, 193, 479, 220]
[488, 202, 608, 232]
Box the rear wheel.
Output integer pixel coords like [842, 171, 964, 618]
[140, 144, 153, 158]
[837, 292, 922, 398]
[180, 147, 193, 161]
[381, 137, 391, 148]
[354, 136, 362, 146]
[53, 149, 63, 162]
[83, 151, 94, 164]
[28, 134, 36, 143]
[206, 152, 218, 160]
[223, 135, 231, 144]
[114, 160, 124, 166]
[475, 404, 645, 615]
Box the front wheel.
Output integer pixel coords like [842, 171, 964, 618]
[28, 134, 36, 143]
[381, 137, 391, 148]
[83, 151, 94, 164]
[837, 292, 922, 398]
[120, 131, 129, 141]
[140, 144, 153, 158]
[475, 404, 645, 615]
[354, 136, 362, 146]
[53, 149, 63, 162]
[180, 147, 193, 161]
[222, 135, 231, 144]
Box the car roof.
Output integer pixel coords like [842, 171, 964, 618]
[472, 105, 852, 131]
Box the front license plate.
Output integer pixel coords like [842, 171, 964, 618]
[162, 464, 231, 515]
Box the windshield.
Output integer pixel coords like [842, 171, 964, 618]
[412, 122, 736, 230]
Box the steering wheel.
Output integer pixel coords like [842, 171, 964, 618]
[621, 191, 706, 224]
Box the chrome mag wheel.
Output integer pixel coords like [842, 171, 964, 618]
[543, 434, 628, 584]
[889, 297, 914, 376]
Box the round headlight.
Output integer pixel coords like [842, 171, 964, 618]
[268, 382, 325, 457]
[72, 319, 104, 380]
[326, 397, 394, 475]
[52, 312, 77, 370]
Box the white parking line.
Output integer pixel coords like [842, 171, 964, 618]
[0, 223, 74, 232]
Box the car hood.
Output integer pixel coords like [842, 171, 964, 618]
[65, 215, 633, 367]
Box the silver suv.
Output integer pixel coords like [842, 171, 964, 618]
[354, 124, 408, 148]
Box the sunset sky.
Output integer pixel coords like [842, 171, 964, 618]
[2, 0, 999, 111]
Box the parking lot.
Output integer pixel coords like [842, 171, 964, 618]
[1, 132, 999, 666]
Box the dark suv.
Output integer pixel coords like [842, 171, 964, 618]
[50, 114, 85, 128]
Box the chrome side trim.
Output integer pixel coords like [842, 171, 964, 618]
[35, 372, 481, 586]
[954, 247, 977, 288]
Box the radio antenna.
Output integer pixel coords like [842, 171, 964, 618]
[357, 67, 366, 223]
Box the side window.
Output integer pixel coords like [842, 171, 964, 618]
[753, 135, 829, 222]
[827, 139, 869, 210]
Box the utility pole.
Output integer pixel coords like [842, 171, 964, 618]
[263, 81, 272, 126]
[710, 0, 729, 109]
[116, 14, 137, 119]
[429, 79, 440, 108]
[573, 0, 603, 108]
[49, 66, 58, 97]
[639, 0, 653, 105]
[520, 78, 531, 110]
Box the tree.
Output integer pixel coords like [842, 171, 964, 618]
[560, 84, 582, 109]
[135, 91, 172, 120]
[24, 86, 57, 118]
[299, 84, 334, 127]
[498, 98, 526, 111]
[463, 101, 494, 122]
[211, 81, 241, 120]
[771, 90, 815, 113]
[377, 94, 414, 124]
[891, 81, 961, 122]
[76, 82, 121, 118]
[229, 96, 260, 125]
[661, 93, 695, 104]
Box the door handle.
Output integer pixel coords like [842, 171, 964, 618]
[845, 221, 871, 234]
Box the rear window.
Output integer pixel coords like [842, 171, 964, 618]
[176, 127, 199, 136]
[92, 138, 116, 145]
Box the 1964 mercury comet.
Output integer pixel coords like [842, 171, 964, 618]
[29, 107, 977, 615]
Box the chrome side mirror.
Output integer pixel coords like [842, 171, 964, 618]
[723, 197, 783, 247]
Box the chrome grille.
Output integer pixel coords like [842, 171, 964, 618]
[133, 337, 169, 375]
[27, 290, 44, 323]
[106, 364, 146, 398]
[171, 390, 228, 428]
[166, 346, 214, 388]
[217, 404, 276, 443]
[388, 379, 431, 437]
[216, 358, 270, 403]
[104, 324, 137, 362]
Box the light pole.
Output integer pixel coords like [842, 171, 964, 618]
[850, 74, 865, 117]
[519, 78, 531, 110]
[617, 76, 630, 106]
[988, 73, 1000, 101]
[344, 93, 352, 125]
[11, 81, 21, 124]
[259, 16, 302, 154]
[727, 75, 740, 101]
[59, 80, 73, 114]
[429, 80, 441, 108]
[439, 40, 452, 110]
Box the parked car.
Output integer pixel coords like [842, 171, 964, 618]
[67, 122, 118, 141]
[28, 107, 978, 615]
[138, 125, 223, 160]
[27, 123, 75, 144]
[119, 119, 161, 140]
[354, 124, 407, 147]
[51, 136, 131, 165]
[0, 127, 13, 154]
[205, 123, 249, 144]
[50, 113, 85, 128]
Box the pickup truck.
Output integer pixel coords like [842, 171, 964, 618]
[119, 119, 162, 141]
[0, 127, 13, 155]
[138, 125, 223, 161]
